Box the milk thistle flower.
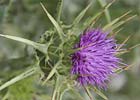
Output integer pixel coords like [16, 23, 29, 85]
[71, 28, 121, 88]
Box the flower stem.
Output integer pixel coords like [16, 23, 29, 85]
[97, 0, 111, 23]
[83, 86, 94, 100]
[56, 0, 64, 22]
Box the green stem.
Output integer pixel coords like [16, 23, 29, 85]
[59, 88, 70, 100]
[56, 0, 64, 22]
[52, 75, 60, 100]
[2, 91, 9, 100]
[97, 0, 111, 23]
[83, 86, 94, 100]
[3, 0, 15, 23]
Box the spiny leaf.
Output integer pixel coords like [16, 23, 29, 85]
[0, 67, 38, 91]
[42, 61, 61, 85]
[0, 34, 47, 54]
[72, 2, 92, 26]
[40, 3, 64, 41]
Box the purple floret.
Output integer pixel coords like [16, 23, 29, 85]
[71, 29, 121, 88]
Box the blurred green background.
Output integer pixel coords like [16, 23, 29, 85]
[0, 0, 140, 100]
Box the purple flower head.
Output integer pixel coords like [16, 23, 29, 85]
[71, 28, 121, 88]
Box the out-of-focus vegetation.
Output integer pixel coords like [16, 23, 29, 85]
[0, 0, 140, 100]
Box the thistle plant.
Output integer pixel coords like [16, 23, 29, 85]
[0, 0, 136, 100]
